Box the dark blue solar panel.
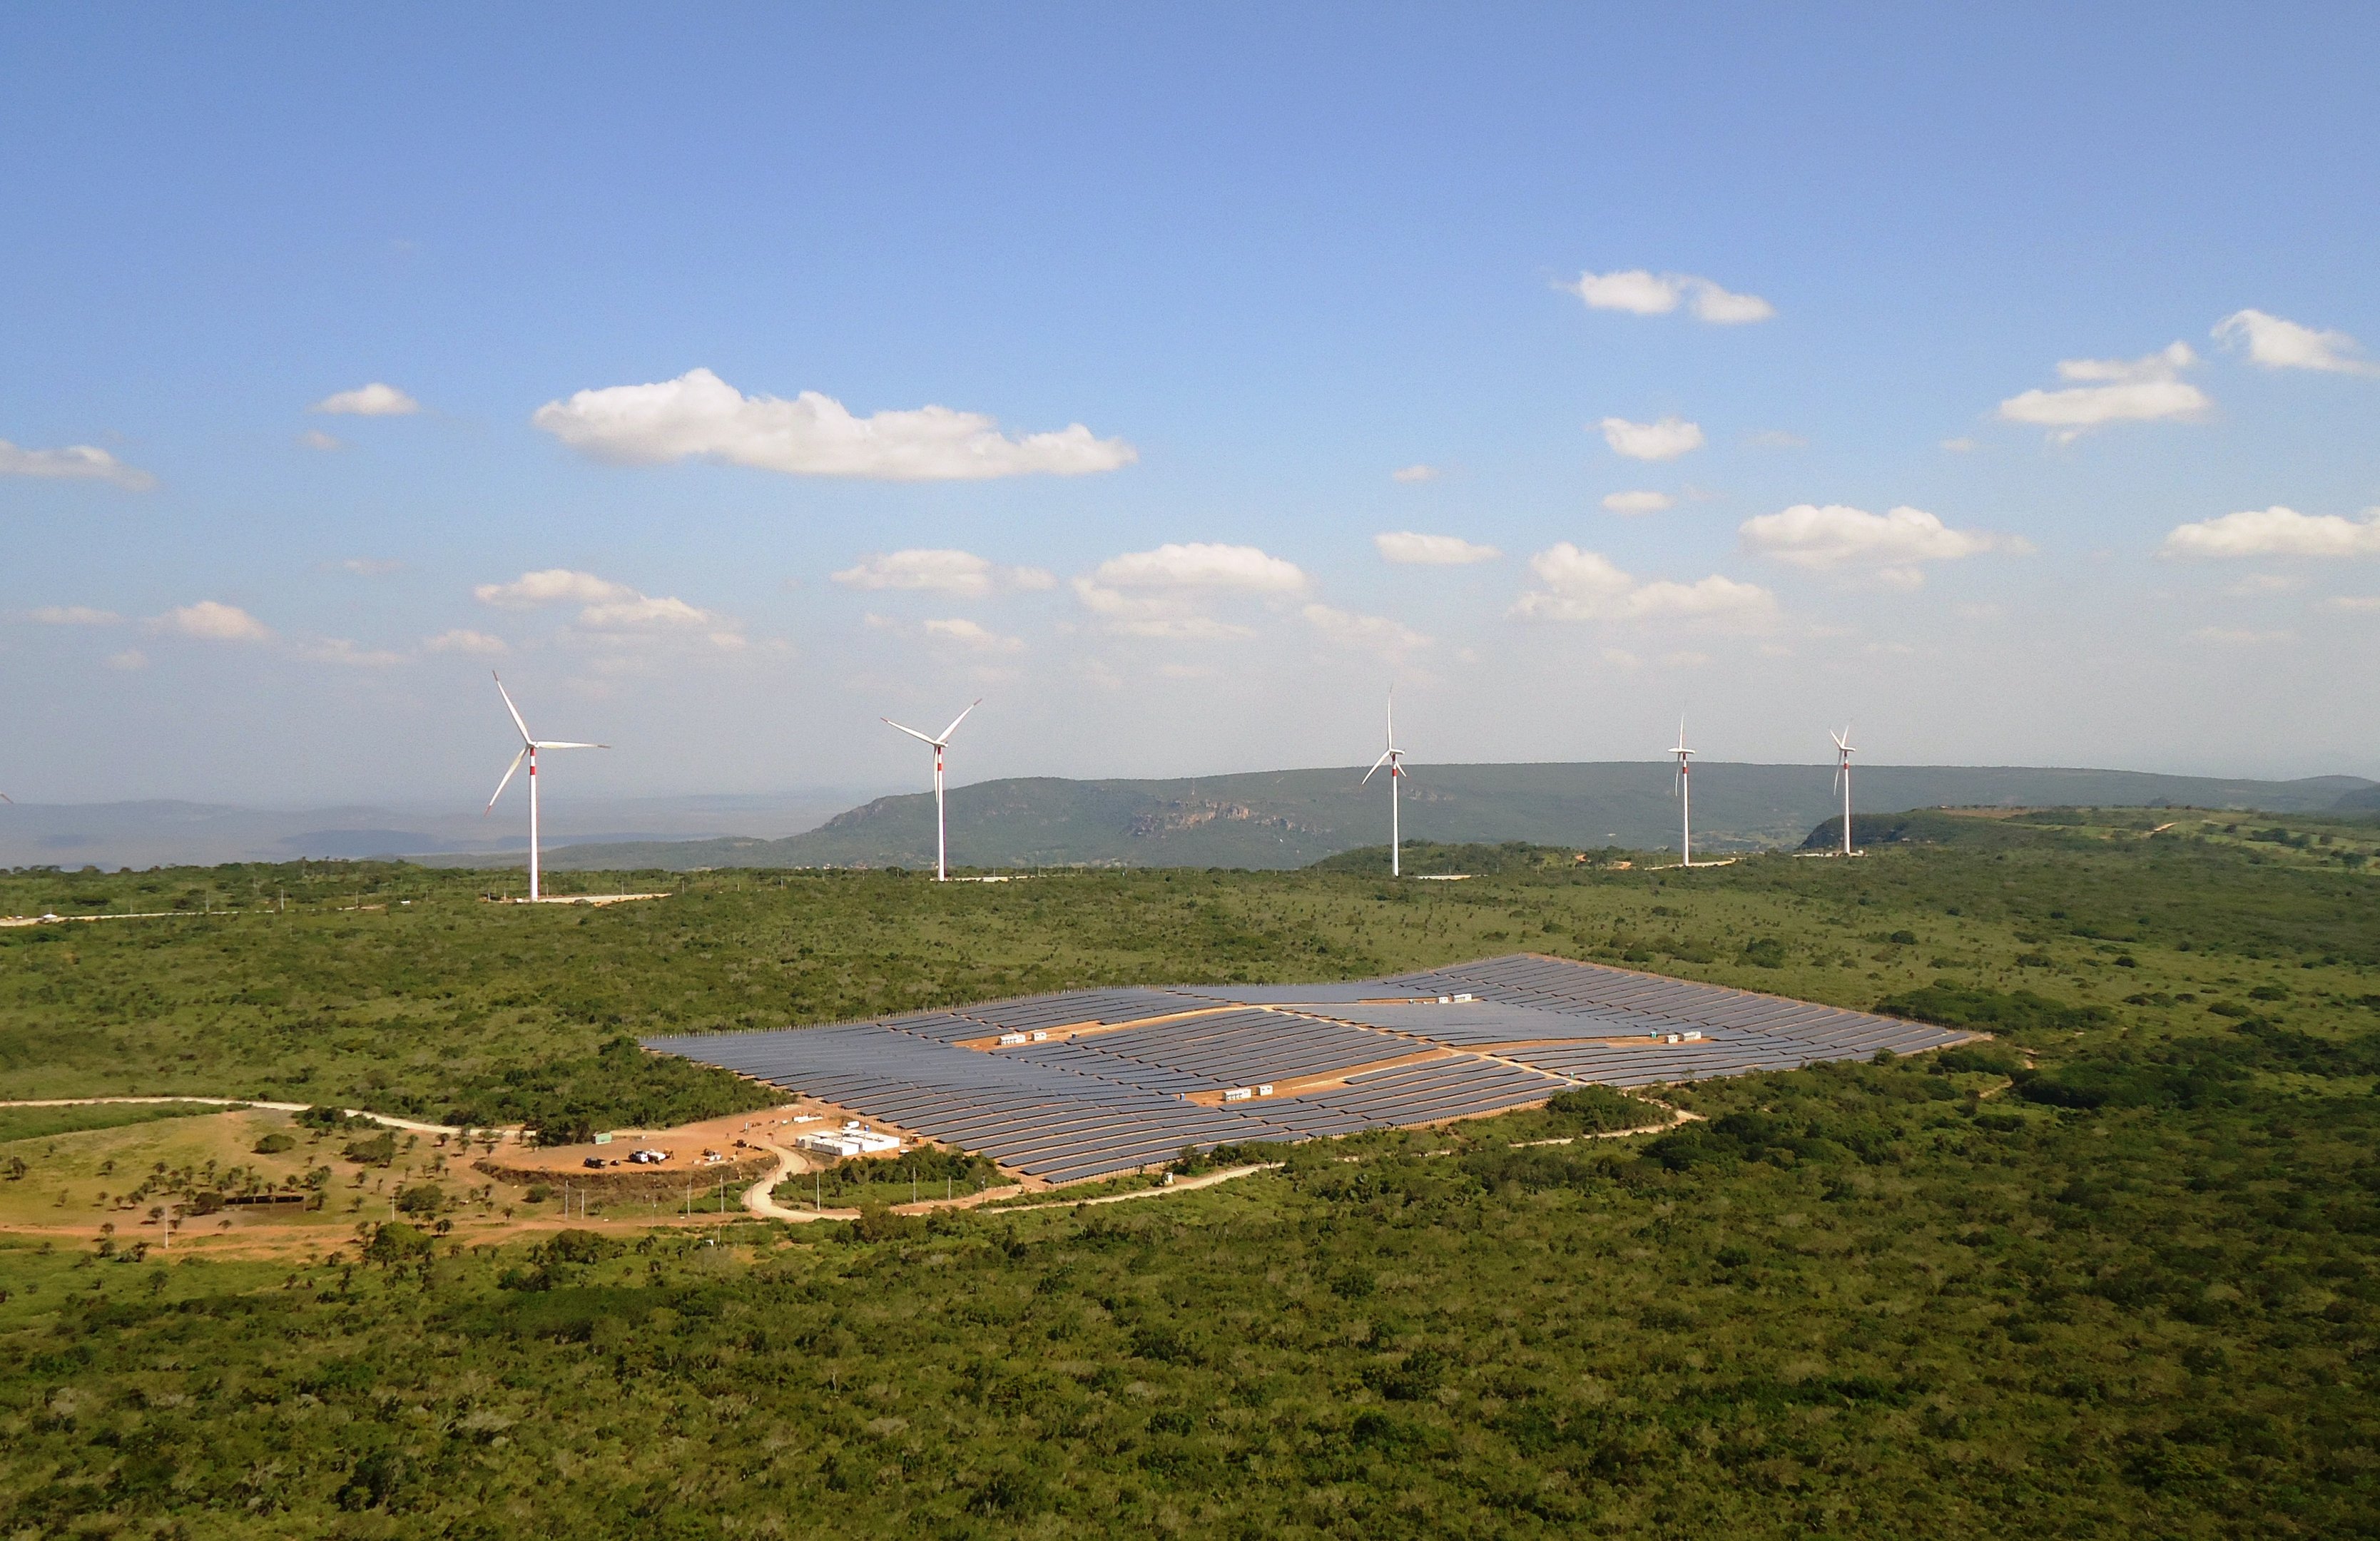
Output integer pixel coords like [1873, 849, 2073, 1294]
[646, 952, 1979, 1184]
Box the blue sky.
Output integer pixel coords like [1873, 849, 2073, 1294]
[4, 5, 2377, 808]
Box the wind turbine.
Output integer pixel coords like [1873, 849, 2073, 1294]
[1362, 686, 1407, 878]
[1669, 716, 1695, 868]
[883, 700, 980, 881]
[484, 673, 606, 902]
[1831, 726, 1857, 855]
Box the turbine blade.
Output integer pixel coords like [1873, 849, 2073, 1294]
[492, 672, 532, 743]
[937, 698, 984, 743]
[883, 718, 940, 747]
[1361, 748, 1394, 785]
[485, 746, 528, 813]
[534, 741, 605, 750]
[0, 790, 11, 803]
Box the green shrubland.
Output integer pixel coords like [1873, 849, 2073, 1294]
[0, 807, 2375, 1534]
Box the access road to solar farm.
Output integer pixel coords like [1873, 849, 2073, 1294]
[647, 952, 1979, 1198]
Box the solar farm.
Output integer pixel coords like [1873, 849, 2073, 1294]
[645, 953, 1979, 1186]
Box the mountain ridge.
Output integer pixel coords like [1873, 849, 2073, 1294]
[478, 761, 2376, 873]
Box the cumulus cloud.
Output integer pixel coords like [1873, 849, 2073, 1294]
[1600, 416, 1704, 462]
[300, 428, 344, 451]
[1391, 464, 1440, 483]
[2324, 596, 2380, 612]
[1069, 542, 1306, 639]
[1563, 270, 1774, 324]
[2161, 506, 2380, 559]
[151, 601, 272, 642]
[1087, 543, 1306, 593]
[1512, 544, 1775, 626]
[1997, 342, 2209, 440]
[425, 629, 509, 656]
[2212, 310, 2376, 376]
[922, 617, 1025, 653]
[1374, 532, 1499, 565]
[340, 558, 403, 576]
[106, 649, 147, 671]
[29, 606, 121, 625]
[1738, 503, 2028, 586]
[474, 569, 636, 609]
[474, 567, 739, 649]
[1601, 490, 1675, 516]
[831, 549, 1054, 596]
[532, 367, 1134, 481]
[0, 439, 156, 490]
[1302, 603, 1430, 659]
[312, 383, 419, 417]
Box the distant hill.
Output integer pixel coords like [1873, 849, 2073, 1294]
[518, 763, 2376, 873]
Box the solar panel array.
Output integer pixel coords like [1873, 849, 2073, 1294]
[646, 952, 1975, 1184]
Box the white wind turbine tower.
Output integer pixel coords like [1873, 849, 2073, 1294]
[1669, 716, 1696, 868]
[1831, 726, 1858, 856]
[883, 699, 980, 882]
[484, 673, 606, 902]
[1362, 686, 1407, 878]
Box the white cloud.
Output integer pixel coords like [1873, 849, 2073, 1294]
[425, 629, 509, 656]
[474, 567, 739, 648]
[1072, 543, 1308, 639]
[1739, 503, 2027, 586]
[2190, 626, 2292, 646]
[106, 649, 146, 671]
[1302, 603, 1430, 659]
[2324, 596, 2380, 612]
[2225, 574, 2303, 596]
[340, 558, 403, 576]
[1600, 416, 1704, 462]
[1997, 342, 2209, 440]
[29, 606, 121, 625]
[474, 569, 637, 609]
[0, 439, 155, 490]
[312, 383, 419, 417]
[2212, 309, 2376, 376]
[1600, 490, 1675, 516]
[831, 549, 1053, 596]
[303, 639, 408, 668]
[1512, 544, 1776, 626]
[2161, 506, 2380, 559]
[1563, 270, 1774, 323]
[1088, 542, 1306, 593]
[1940, 437, 1978, 452]
[922, 617, 1024, 653]
[1374, 532, 1499, 565]
[151, 601, 272, 643]
[1391, 464, 1440, 483]
[577, 595, 716, 631]
[300, 429, 344, 451]
[532, 367, 1134, 481]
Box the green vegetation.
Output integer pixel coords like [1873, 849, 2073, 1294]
[1, 806, 2376, 1534]
[0, 1101, 233, 1146]
[774, 1144, 1007, 1209]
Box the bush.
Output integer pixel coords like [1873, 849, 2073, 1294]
[341, 1131, 397, 1166]
[1545, 1086, 1666, 1134]
[1875, 981, 2110, 1044]
[393, 1184, 445, 1217]
[1741, 937, 1788, 968]
[252, 1132, 295, 1155]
